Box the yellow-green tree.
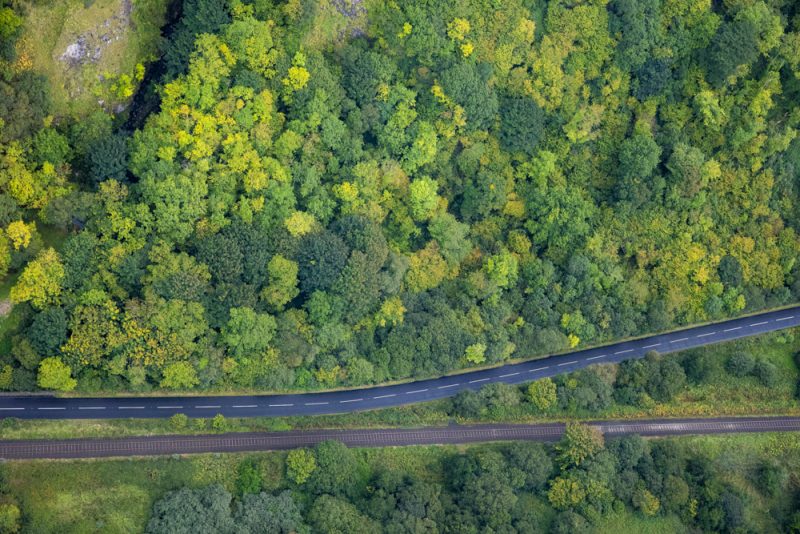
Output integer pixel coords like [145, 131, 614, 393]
[10, 248, 65, 309]
[37, 357, 77, 392]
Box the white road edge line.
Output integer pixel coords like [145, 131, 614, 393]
[373, 394, 396, 399]
[586, 355, 606, 361]
[339, 399, 363, 403]
[724, 326, 742, 332]
[500, 372, 520, 378]
[437, 384, 460, 389]
[469, 378, 490, 384]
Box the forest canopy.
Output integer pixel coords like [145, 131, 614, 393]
[1, 0, 799, 393]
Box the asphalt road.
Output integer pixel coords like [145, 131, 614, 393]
[2, 306, 799, 420]
[1, 416, 799, 459]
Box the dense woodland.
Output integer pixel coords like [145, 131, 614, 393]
[135, 431, 800, 533]
[1, 0, 800, 392]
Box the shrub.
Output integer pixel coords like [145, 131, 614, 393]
[725, 352, 755, 377]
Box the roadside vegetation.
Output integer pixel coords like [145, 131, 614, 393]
[2, 329, 798, 440]
[3, 430, 800, 533]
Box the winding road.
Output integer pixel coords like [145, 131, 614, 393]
[1, 305, 799, 420]
[1, 416, 799, 459]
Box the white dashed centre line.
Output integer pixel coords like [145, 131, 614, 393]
[373, 394, 396, 399]
[194, 405, 221, 409]
[0, 407, 25, 411]
[500, 372, 520, 378]
[232, 405, 257, 408]
[37, 407, 65, 410]
[437, 383, 460, 389]
[615, 349, 634, 354]
[339, 399, 363, 403]
[557, 360, 579, 367]
[671, 337, 689, 343]
[749, 321, 768, 327]
[406, 389, 429, 394]
[696, 332, 716, 337]
[643, 343, 661, 349]
[586, 355, 606, 361]
[118, 406, 145, 410]
[468, 378, 490, 384]
[268, 403, 294, 407]
[529, 366, 549, 372]
[156, 406, 183, 409]
[78, 406, 106, 410]
[776, 316, 794, 322]
[724, 326, 742, 332]
[304, 402, 329, 406]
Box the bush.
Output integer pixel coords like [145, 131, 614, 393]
[725, 352, 755, 377]
[170, 413, 188, 430]
[752, 360, 779, 387]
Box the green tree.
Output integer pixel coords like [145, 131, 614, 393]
[705, 19, 760, 86]
[235, 460, 262, 496]
[499, 95, 546, 155]
[465, 343, 487, 364]
[286, 448, 317, 484]
[527, 378, 557, 410]
[440, 62, 498, 131]
[408, 177, 440, 221]
[484, 249, 519, 289]
[556, 422, 604, 467]
[37, 357, 76, 392]
[87, 133, 128, 184]
[632, 486, 661, 516]
[211, 413, 227, 432]
[222, 307, 277, 358]
[0, 503, 21, 534]
[160, 362, 199, 390]
[262, 255, 299, 310]
[308, 494, 378, 534]
[170, 413, 189, 430]
[309, 440, 363, 498]
[146, 485, 235, 534]
[233, 491, 307, 534]
[726, 352, 755, 377]
[548, 476, 586, 510]
[10, 248, 64, 309]
[27, 307, 68, 357]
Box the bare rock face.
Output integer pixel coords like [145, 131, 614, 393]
[60, 39, 88, 65]
[58, 0, 133, 67]
[0, 299, 12, 318]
